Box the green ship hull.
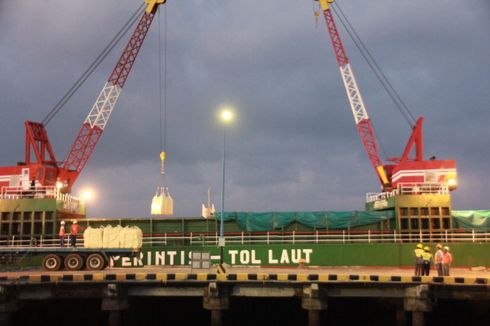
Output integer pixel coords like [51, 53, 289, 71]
[114, 242, 490, 268]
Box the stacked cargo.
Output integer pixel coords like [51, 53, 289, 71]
[102, 225, 121, 248]
[83, 227, 103, 248]
[120, 226, 143, 249]
[83, 225, 142, 249]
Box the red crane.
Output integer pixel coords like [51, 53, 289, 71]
[0, 0, 166, 195]
[316, 0, 457, 194]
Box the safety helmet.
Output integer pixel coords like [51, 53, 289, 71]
[436, 244, 442, 249]
[444, 246, 450, 251]
[73, 220, 78, 224]
[424, 246, 429, 251]
[416, 243, 423, 249]
[60, 221, 65, 225]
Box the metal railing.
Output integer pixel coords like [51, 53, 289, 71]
[142, 229, 490, 246]
[397, 182, 449, 195]
[0, 236, 84, 248]
[366, 182, 449, 203]
[1, 230, 488, 248]
[0, 186, 82, 204]
[366, 190, 397, 203]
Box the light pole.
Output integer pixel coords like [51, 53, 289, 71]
[219, 108, 233, 265]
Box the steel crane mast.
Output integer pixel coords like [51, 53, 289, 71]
[316, 0, 457, 193]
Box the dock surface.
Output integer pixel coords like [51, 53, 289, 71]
[0, 266, 489, 326]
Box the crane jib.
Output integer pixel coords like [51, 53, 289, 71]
[107, 12, 155, 88]
[61, 4, 164, 189]
[323, 9, 349, 68]
[320, 2, 387, 187]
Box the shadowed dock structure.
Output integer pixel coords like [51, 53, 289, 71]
[0, 266, 489, 326]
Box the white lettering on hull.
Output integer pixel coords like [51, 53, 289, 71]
[112, 248, 314, 267]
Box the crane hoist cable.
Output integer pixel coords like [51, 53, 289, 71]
[312, 0, 388, 159]
[42, 3, 145, 126]
[313, 0, 416, 160]
[151, 6, 173, 216]
[312, 0, 320, 28]
[159, 5, 168, 176]
[331, 2, 416, 127]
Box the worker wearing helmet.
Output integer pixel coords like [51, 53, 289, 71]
[421, 246, 433, 276]
[434, 244, 444, 276]
[69, 220, 84, 247]
[413, 244, 424, 276]
[58, 221, 66, 247]
[442, 246, 453, 276]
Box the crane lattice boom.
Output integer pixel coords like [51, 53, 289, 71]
[319, 1, 388, 186]
[317, 0, 457, 192]
[61, 8, 161, 188]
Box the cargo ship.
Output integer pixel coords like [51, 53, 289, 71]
[1, 0, 488, 270]
[1, 187, 489, 268]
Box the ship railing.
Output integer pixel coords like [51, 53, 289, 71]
[143, 235, 169, 245]
[0, 236, 85, 247]
[0, 186, 82, 205]
[1, 186, 56, 199]
[366, 183, 449, 203]
[55, 192, 82, 206]
[397, 182, 449, 195]
[140, 229, 490, 245]
[366, 190, 397, 203]
[2, 230, 487, 248]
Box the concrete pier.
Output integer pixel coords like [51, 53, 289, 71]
[101, 284, 129, 326]
[0, 267, 488, 325]
[404, 285, 433, 326]
[301, 284, 327, 326]
[0, 285, 20, 326]
[203, 282, 229, 326]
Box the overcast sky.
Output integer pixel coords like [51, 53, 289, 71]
[0, 0, 489, 218]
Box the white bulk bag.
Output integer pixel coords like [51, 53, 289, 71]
[83, 226, 103, 248]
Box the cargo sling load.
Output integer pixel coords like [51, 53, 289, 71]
[149, 150, 174, 216]
[149, 8, 174, 216]
[315, 0, 457, 231]
[202, 187, 216, 219]
[151, 186, 173, 215]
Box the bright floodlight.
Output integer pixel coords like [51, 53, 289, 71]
[448, 178, 457, 189]
[81, 190, 93, 201]
[220, 108, 234, 123]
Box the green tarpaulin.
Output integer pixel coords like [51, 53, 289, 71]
[214, 210, 490, 231]
[451, 210, 490, 229]
[219, 211, 395, 231]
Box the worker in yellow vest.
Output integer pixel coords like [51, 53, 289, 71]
[421, 246, 433, 276]
[413, 243, 424, 276]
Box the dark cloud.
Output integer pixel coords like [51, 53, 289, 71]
[0, 0, 488, 217]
